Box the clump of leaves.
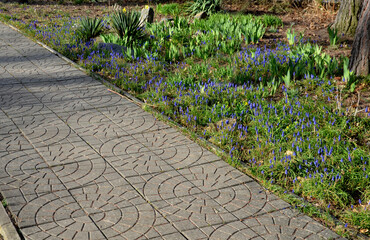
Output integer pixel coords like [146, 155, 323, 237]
[286, 27, 297, 45]
[156, 3, 182, 16]
[261, 14, 283, 27]
[100, 33, 125, 45]
[110, 9, 146, 47]
[188, 0, 222, 16]
[75, 16, 104, 42]
[342, 58, 357, 92]
[328, 26, 339, 46]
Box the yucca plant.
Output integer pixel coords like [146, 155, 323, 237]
[188, 0, 222, 16]
[76, 16, 104, 42]
[110, 9, 146, 47]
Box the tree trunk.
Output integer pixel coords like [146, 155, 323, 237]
[332, 0, 362, 36]
[349, 0, 369, 76]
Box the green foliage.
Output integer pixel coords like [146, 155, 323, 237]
[110, 9, 146, 47]
[261, 14, 283, 27]
[342, 58, 357, 92]
[286, 27, 297, 45]
[100, 33, 153, 60]
[100, 33, 125, 45]
[343, 206, 370, 231]
[1, 198, 7, 208]
[187, 0, 222, 16]
[282, 69, 291, 88]
[327, 26, 339, 46]
[242, 20, 266, 44]
[195, 14, 266, 44]
[156, 3, 182, 16]
[75, 16, 104, 42]
[145, 13, 267, 62]
[172, 15, 189, 29]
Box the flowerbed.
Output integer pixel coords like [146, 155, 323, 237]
[0, 2, 369, 236]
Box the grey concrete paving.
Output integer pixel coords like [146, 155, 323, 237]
[0, 22, 344, 240]
[0, 200, 21, 240]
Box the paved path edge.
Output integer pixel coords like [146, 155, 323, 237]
[0, 202, 21, 240]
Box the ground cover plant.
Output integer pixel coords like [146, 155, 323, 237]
[156, 3, 184, 16]
[0, 1, 369, 237]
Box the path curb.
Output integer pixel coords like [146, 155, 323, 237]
[0, 203, 21, 240]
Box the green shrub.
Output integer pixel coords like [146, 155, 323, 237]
[75, 16, 104, 42]
[110, 10, 146, 47]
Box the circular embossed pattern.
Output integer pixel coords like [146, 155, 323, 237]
[50, 158, 108, 187]
[19, 189, 156, 239]
[19, 193, 105, 240]
[142, 172, 231, 227]
[208, 209, 337, 240]
[113, 115, 167, 135]
[1, 150, 65, 193]
[177, 161, 284, 219]
[71, 182, 158, 239]
[99, 136, 149, 157]
[152, 144, 211, 168]
[25, 124, 74, 145]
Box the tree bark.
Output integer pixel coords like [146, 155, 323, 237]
[349, 0, 369, 76]
[332, 0, 362, 36]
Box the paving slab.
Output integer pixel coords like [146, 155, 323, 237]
[0, 22, 345, 240]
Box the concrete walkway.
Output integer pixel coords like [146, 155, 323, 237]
[0, 22, 343, 240]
